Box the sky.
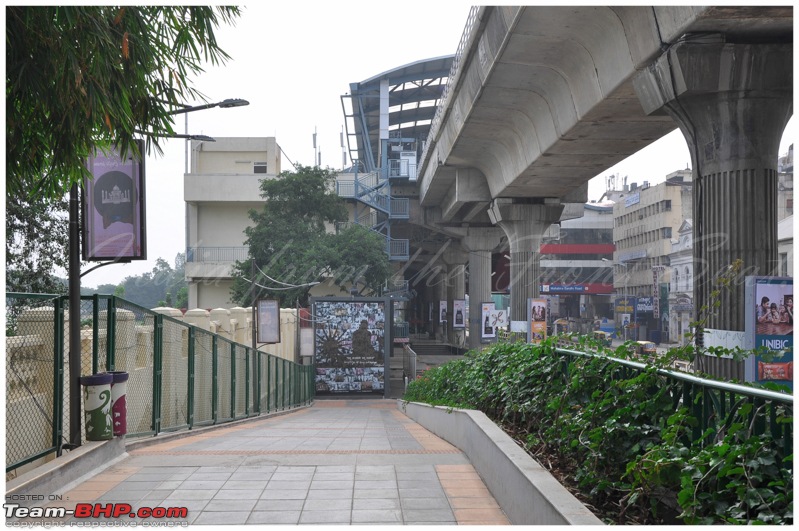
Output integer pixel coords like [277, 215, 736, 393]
[79, 3, 795, 288]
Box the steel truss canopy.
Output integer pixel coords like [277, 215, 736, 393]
[342, 55, 454, 172]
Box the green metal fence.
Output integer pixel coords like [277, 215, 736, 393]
[6, 294, 314, 474]
[553, 346, 793, 454]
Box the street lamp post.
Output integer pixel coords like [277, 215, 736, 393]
[65, 98, 249, 451]
[603, 257, 632, 341]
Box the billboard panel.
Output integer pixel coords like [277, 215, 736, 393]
[83, 140, 146, 260]
[481, 302, 496, 340]
[312, 298, 388, 395]
[453, 299, 466, 329]
[745, 277, 793, 390]
[256, 299, 281, 344]
[529, 298, 548, 344]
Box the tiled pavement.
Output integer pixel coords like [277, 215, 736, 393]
[30, 399, 510, 525]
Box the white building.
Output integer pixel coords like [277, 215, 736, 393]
[778, 215, 793, 277]
[667, 219, 694, 346]
[184, 137, 281, 310]
[610, 169, 693, 342]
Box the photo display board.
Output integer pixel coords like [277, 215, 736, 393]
[312, 299, 388, 395]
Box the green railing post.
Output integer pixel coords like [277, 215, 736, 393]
[54, 297, 65, 456]
[91, 294, 99, 374]
[266, 355, 271, 414]
[245, 349, 250, 417]
[152, 314, 164, 435]
[255, 349, 261, 415]
[230, 343, 236, 419]
[187, 327, 195, 429]
[284, 359, 289, 410]
[212, 335, 219, 424]
[107, 296, 117, 370]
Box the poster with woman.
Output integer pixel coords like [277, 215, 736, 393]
[312, 298, 388, 395]
[745, 276, 793, 390]
[529, 298, 548, 344]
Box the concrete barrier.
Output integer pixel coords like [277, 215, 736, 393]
[398, 400, 604, 526]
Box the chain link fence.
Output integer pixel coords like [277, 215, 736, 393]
[6, 294, 314, 475]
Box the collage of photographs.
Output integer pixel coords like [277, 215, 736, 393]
[312, 300, 387, 395]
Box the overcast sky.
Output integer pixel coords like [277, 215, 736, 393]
[79, 3, 795, 288]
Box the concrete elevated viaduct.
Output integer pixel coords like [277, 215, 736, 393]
[407, 6, 792, 376]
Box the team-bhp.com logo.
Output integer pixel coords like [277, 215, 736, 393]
[5, 502, 189, 526]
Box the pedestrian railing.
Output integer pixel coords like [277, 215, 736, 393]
[5, 293, 314, 475]
[552, 344, 793, 454]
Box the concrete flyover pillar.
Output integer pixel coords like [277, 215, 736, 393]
[488, 200, 564, 326]
[442, 248, 468, 347]
[461, 227, 505, 351]
[432, 263, 449, 341]
[635, 40, 792, 337]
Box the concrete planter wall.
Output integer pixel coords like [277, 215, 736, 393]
[398, 400, 603, 526]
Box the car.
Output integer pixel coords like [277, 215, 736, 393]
[592, 331, 613, 347]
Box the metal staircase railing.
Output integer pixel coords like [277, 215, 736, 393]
[336, 165, 410, 261]
[335, 222, 409, 261]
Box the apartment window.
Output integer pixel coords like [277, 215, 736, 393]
[662, 227, 672, 239]
[663, 200, 672, 211]
[254, 162, 267, 174]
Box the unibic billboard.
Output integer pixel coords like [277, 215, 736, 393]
[744, 276, 793, 391]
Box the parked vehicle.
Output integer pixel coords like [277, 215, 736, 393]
[592, 330, 613, 347]
[633, 340, 657, 358]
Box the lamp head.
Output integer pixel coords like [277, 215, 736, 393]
[218, 98, 249, 108]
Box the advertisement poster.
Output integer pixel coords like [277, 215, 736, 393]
[453, 299, 466, 329]
[481, 302, 496, 340]
[312, 299, 387, 395]
[491, 308, 508, 332]
[439, 300, 448, 323]
[745, 277, 793, 390]
[256, 299, 280, 344]
[529, 298, 548, 344]
[83, 140, 146, 260]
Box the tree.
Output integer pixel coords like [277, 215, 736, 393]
[230, 166, 392, 307]
[6, 6, 241, 201]
[6, 194, 69, 294]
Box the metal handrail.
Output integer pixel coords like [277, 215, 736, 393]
[5, 293, 313, 473]
[186, 246, 249, 263]
[418, 6, 482, 174]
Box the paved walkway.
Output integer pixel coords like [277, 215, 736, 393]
[37, 400, 509, 525]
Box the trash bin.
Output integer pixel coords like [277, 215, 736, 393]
[79, 373, 114, 441]
[105, 371, 129, 436]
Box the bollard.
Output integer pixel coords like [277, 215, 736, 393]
[105, 371, 129, 436]
[79, 373, 114, 441]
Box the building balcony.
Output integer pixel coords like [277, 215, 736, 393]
[185, 246, 249, 280]
[184, 173, 267, 202]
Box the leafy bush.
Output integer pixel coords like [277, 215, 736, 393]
[403, 339, 793, 525]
